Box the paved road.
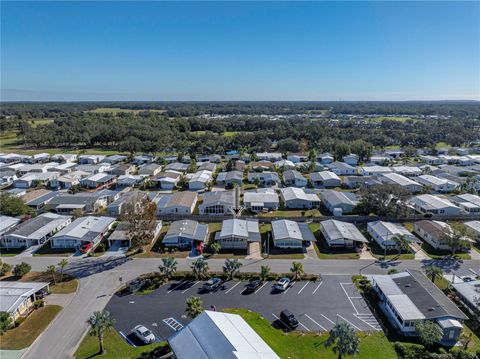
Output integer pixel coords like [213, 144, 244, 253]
[3, 255, 478, 359]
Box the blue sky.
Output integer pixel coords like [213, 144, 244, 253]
[1, 1, 479, 101]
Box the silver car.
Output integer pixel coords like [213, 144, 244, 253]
[133, 325, 155, 344]
[274, 277, 291, 291]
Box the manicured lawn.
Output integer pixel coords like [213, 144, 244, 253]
[224, 309, 397, 359]
[133, 225, 189, 258]
[75, 328, 168, 359]
[0, 247, 24, 257]
[369, 242, 415, 260]
[259, 209, 321, 217]
[421, 243, 471, 260]
[5, 271, 79, 294]
[0, 305, 62, 350]
[309, 223, 360, 259]
[34, 242, 75, 257]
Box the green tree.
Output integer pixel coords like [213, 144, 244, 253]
[223, 259, 242, 280]
[416, 321, 443, 349]
[45, 265, 57, 284]
[0, 260, 12, 276]
[13, 262, 31, 278]
[440, 222, 472, 256]
[325, 322, 360, 359]
[185, 296, 203, 319]
[425, 265, 443, 284]
[0, 193, 33, 216]
[290, 261, 304, 281]
[58, 259, 68, 282]
[191, 258, 209, 280]
[87, 310, 116, 355]
[356, 184, 410, 217]
[158, 257, 177, 279]
[260, 265, 271, 281]
[0, 312, 12, 335]
[210, 242, 221, 255]
[393, 234, 411, 256]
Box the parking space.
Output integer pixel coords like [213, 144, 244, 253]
[105, 275, 382, 344]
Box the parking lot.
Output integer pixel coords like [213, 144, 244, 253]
[105, 275, 382, 344]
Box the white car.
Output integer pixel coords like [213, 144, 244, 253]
[132, 325, 156, 344]
[274, 277, 291, 291]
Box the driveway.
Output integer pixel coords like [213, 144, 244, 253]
[103, 241, 127, 257]
[105, 275, 382, 343]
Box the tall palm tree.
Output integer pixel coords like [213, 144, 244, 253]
[260, 265, 271, 281]
[425, 265, 443, 284]
[223, 259, 242, 280]
[185, 296, 203, 318]
[393, 235, 410, 256]
[191, 258, 209, 280]
[290, 261, 304, 281]
[87, 310, 115, 355]
[45, 265, 57, 284]
[159, 257, 177, 279]
[58, 259, 69, 282]
[325, 322, 360, 359]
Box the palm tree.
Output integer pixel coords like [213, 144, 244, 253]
[58, 259, 68, 282]
[45, 265, 57, 284]
[393, 235, 410, 257]
[159, 257, 177, 279]
[260, 265, 271, 281]
[191, 258, 209, 280]
[185, 296, 203, 318]
[210, 242, 221, 256]
[325, 322, 360, 359]
[425, 265, 443, 284]
[223, 259, 242, 280]
[87, 310, 115, 355]
[290, 261, 304, 281]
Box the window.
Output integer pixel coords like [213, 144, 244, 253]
[448, 330, 455, 339]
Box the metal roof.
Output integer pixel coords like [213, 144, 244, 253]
[52, 216, 114, 241]
[9, 213, 71, 240]
[280, 187, 319, 202]
[0, 282, 49, 314]
[272, 220, 315, 242]
[163, 220, 208, 243]
[320, 219, 368, 243]
[218, 219, 260, 242]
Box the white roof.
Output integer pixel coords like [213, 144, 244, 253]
[410, 194, 459, 210]
[271, 219, 315, 242]
[219, 219, 260, 240]
[280, 187, 319, 202]
[53, 216, 114, 240]
[465, 220, 480, 234]
[368, 221, 417, 241]
[189, 170, 213, 184]
[0, 215, 21, 234]
[168, 311, 279, 359]
[320, 219, 368, 243]
[310, 171, 341, 181]
[0, 282, 49, 314]
[381, 172, 421, 187]
[8, 213, 71, 240]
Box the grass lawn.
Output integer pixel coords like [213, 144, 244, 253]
[259, 209, 321, 218]
[132, 226, 189, 258]
[308, 223, 360, 259]
[0, 247, 24, 257]
[224, 309, 396, 359]
[34, 242, 75, 257]
[2, 271, 79, 294]
[75, 328, 168, 359]
[369, 242, 415, 260]
[0, 305, 62, 350]
[421, 243, 471, 260]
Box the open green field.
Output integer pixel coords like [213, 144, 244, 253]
[367, 116, 414, 123]
[0, 305, 62, 350]
[225, 308, 397, 359]
[75, 328, 168, 359]
[87, 107, 166, 114]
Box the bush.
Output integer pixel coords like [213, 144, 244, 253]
[33, 299, 45, 309]
[96, 243, 106, 253]
[393, 342, 425, 359]
[0, 261, 12, 276]
[13, 262, 31, 278]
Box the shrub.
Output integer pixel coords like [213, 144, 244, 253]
[96, 243, 106, 253]
[33, 299, 45, 309]
[13, 262, 31, 278]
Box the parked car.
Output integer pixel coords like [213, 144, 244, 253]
[245, 279, 262, 293]
[280, 309, 299, 329]
[79, 242, 93, 254]
[203, 277, 222, 291]
[274, 277, 291, 291]
[133, 325, 156, 344]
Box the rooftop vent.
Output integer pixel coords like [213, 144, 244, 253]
[428, 307, 435, 311]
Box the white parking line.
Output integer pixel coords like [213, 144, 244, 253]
[336, 314, 362, 331]
[255, 281, 269, 294]
[225, 281, 241, 294]
[304, 314, 327, 331]
[297, 282, 310, 294]
[283, 281, 296, 294]
[298, 322, 311, 332]
[321, 314, 336, 325]
[163, 317, 184, 331]
[339, 283, 359, 314]
[119, 331, 136, 347]
[181, 281, 200, 293]
[354, 314, 381, 331]
[167, 280, 185, 294]
[271, 313, 309, 332]
[312, 281, 323, 294]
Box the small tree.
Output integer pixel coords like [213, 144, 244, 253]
[441, 222, 472, 256]
[0, 260, 12, 276]
[45, 265, 57, 284]
[58, 259, 68, 282]
[191, 258, 209, 280]
[223, 259, 242, 280]
[87, 310, 115, 355]
[13, 262, 31, 278]
[260, 265, 271, 281]
[393, 234, 411, 256]
[325, 322, 360, 359]
[0, 312, 12, 335]
[185, 296, 203, 318]
[210, 242, 221, 255]
[425, 265, 443, 284]
[290, 261, 304, 281]
[416, 321, 443, 349]
[159, 257, 177, 279]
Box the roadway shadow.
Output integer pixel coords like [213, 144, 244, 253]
[65, 256, 131, 278]
[420, 258, 462, 273]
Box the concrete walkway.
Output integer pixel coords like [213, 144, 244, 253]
[359, 247, 376, 260]
[304, 243, 318, 260]
[0, 349, 27, 359]
[45, 293, 76, 308]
